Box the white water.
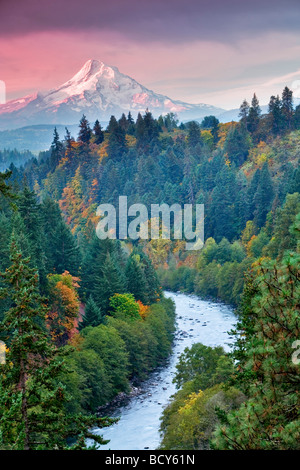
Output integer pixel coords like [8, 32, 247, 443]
[92, 291, 236, 450]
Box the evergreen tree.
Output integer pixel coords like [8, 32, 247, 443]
[93, 252, 126, 313]
[50, 128, 64, 170]
[41, 198, 80, 275]
[247, 93, 261, 135]
[224, 124, 251, 166]
[93, 119, 104, 145]
[0, 170, 16, 206]
[127, 111, 135, 135]
[247, 168, 261, 220]
[64, 127, 74, 153]
[253, 162, 274, 227]
[281, 86, 294, 131]
[135, 112, 145, 146]
[79, 295, 103, 329]
[268, 95, 283, 135]
[18, 186, 47, 289]
[239, 99, 250, 129]
[78, 115, 92, 144]
[187, 121, 202, 148]
[125, 254, 148, 304]
[107, 116, 127, 159]
[118, 113, 128, 132]
[139, 251, 161, 304]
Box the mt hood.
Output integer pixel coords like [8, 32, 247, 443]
[0, 59, 224, 129]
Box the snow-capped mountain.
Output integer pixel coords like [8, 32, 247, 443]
[0, 59, 224, 130]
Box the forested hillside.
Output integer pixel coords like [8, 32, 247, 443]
[0, 86, 299, 450]
[0, 169, 175, 449]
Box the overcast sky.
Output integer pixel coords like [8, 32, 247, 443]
[1, 0, 300, 109]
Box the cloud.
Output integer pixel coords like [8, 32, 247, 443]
[1, 1, 300, 108]
[0, 0, 300, 43]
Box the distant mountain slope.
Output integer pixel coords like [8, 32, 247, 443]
[0, 124, 81, 153]
[0, 59, 224, 130]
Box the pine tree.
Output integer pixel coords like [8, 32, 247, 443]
[78, 115, 92, 144]
[41, 198, 80, 275]
[0, 238, 112, 449]
[239, 99, 250, 129]
[0, 170, 17, 209]
[94, 253, 126, 313]
[107, 116, 127, 159]
[125, 254, 148, 304]
[135, 112, 145, 147]
[281, 86, 294, 131]
[64, 127, 74, 153]
[18, 186, 47, 290]
[127, 111, 135, 135]
[224, 124, 251, 166]
[248, 93, 261, 135]
[50, 128, 64, 170]
[138, 251, 161, 304]
[268, 95, 283, 135]
[253, 162, 274, 227]
[118, 113, 128, 132]
[93, 119, 104, 145]
[79, 295, 103, 329]
[187, 121, 202, 148]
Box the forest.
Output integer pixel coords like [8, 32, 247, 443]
[0, 86, 299, 449]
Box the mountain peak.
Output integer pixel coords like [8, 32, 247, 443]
[0, 60, 225, 130]
[74, 59, 104, 79]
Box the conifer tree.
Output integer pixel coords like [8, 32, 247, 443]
[187, 121, 202, 148]
[247, 93, 261, 135]
[78, 115, 92, 144]
[64, 127, 74, 153]
[18, 186, 47, 290]
[253, 162, 274, 227]
[41, 198, 80, 275]
[79, 295, 103, 329]
[118, 113, 128, 132]
[268, 95, 283, 135]
[107, 116, 127, 159]
[239, 99, 250, 127]
[224, 124, 251, 166]
[50, 128, 64, 170]
[0, 170, 17, 207]
[125, 254, 148, 304]
[94, 252, 126, 313]
[93, 119, 104, 145]
[281, 86, 294, 131]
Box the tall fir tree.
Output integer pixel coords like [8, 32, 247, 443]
[78, 115, 92, 144]
[50, 128, 64, 170]
[93, 119, 104, 145]
[247, 93, 261, 135]
[79, 295, 103, 329]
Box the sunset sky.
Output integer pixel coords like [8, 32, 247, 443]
[1, 0, 300, 109]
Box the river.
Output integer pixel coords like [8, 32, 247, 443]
[91, 291, 237, 450]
